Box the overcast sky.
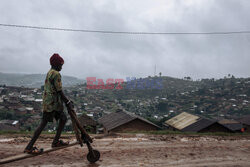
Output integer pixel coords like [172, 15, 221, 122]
[0, 0, 250, 80]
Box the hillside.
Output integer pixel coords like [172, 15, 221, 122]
[76, 76, 250, 121]
[1, 75, 250, 131]
[0, 72, 84, 88]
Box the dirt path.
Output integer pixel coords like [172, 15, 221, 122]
[0, 134, 250, 167]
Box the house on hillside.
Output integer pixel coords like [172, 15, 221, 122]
[78, 114, 97, 133]
[98, 109, 160, 134]
[15, 107, 27, 116]
[237, 115, 250, 132]
[164, 112, 199, 131]
[164, 112, 233, 133]
[0, 120, 20, 131]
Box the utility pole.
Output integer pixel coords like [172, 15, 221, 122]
[154, 64, 156, 76]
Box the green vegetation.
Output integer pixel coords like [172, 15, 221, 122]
[1, 75, 250, 132]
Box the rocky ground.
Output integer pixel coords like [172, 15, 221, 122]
[0, 133, 250, 167]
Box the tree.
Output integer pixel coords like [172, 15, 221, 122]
[184, 76, 191, 81]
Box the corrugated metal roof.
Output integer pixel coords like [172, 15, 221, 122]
[218, 119, 243, 131]
[182, 118, 216, 132]
[98, 110, 160, 131]
[221, 123, 243, 131]
[237, 115, 250, 126]
[78, 114, 97, 126]
[165, 112, 200, 130]
[218, 119, 240, 124]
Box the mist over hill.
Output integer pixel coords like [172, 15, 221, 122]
[0, 72, 85, 88]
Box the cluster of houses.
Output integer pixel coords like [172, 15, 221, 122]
[0, 86, 43, 115]
[74, 110, 250, 134]
[1, 83, 250, 135]
[1, 103, 250, 134]
[0, 86, 44, 131]
[119, 78, 250, 121]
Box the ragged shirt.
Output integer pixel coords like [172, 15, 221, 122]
[42, 69, 63, 112]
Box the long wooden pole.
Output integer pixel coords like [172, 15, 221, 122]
[0, 109, 95, 165]
[67, 109, 93, 143]
[0, 141, 79, 165]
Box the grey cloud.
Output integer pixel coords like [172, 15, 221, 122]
[0, 0, 250, 80]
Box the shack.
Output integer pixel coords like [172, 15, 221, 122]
[98, 110, 160, 134]
[78, 114, 97, 133]
[165, 112, 232, 133]
[0, 120, 20, 131]
[237, 115, 250, 132]
[218, 119, 243, 133]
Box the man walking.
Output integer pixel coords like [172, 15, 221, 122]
[24, 53, 73, 154]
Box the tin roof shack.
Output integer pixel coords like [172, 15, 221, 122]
[0, 120, 20, 131]
[78, 114, 97, 134]
[165, 112, 199, 131]
[165, 112, 232, 133]
[218, 119, 243, 133]
[237, 115, 250, 132]
[98, 110, 160, 134]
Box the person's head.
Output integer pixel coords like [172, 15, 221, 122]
[50, 53, 64, 71]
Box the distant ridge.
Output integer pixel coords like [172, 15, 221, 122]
[0, 72, 85, 88]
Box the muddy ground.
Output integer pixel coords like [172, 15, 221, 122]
[0, 133, 250, 167]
